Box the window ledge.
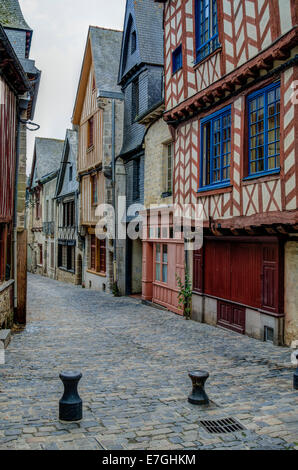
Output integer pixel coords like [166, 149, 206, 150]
[193, 47, 222, 70]
[58, 267, 75, 274]
[87, 270, 106, 278]
[243, 170, 280, 183]
[197, 183, 232, 195]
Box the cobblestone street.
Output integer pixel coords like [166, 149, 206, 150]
[0, 274, 297, 450]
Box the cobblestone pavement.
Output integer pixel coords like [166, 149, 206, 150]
[0, 273, 297, 450]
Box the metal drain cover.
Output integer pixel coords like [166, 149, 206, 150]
[199, 417, 245, 434]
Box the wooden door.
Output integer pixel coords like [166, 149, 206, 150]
[217, 300, 245, 334]
[152, 242, 184, 315]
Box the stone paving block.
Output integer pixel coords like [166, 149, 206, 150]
[0, 273, 297, 451]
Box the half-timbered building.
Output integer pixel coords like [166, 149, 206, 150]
[55, 129, 80, 285]
[118, 0, 165, 296]
[27, 138, 64, 277]
[72, 27, 123, 293]
[0, 23, 30, 328]
[157, 0, 298, 345]
[0, 0, 40, 325]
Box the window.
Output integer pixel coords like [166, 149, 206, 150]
[51, 242, 55, 269]
[90, 234, 106, 274]
[172, 44, 182, 74]
[200, 106, 231, 190]
[58, 242, 75, 272]
[0, 224, 7, 282]
[87, 117, 94, 148]
[163, 142, 173, 195]
[69, 165, 73, 181]
[38, 244, 43, 265]
[91, 175, 98, 205]
[92, 75, 96, 91]
[36, 191, 41, 219]
[247, 82, 280, 177]
[63, 201, 75, 227]
[133, 159, 140, 201]
[131, 78, 139, 123]
[195, 0, 220, 63]
[155, 244, 168, 283]
[131, 31, 136, 54]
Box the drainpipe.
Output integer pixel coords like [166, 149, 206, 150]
[112, 99, 117, 285]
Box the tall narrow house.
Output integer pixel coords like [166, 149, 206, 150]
[0, 0, 40, 325]
[158, 0, 298, 345]
[118, 0, 164, 295]
[55, 129, 80, 285]
[72, 27, 123, 293]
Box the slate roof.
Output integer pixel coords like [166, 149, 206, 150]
[30, 138, 65, 189]
[56, 129, 79, 198]
[0, 0, 31, 31]
[118, 0, 164, 83]
[90, 27, 123, 97]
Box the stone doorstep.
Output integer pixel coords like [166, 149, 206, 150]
[0, 330, 11, 349]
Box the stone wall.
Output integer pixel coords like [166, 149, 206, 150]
[56, 268, 76, 285]
[144, 117, 173, 208]
[284, 240, 298, 346]
[0, 281, 14, 328]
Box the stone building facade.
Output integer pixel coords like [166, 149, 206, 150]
[27, 138, 64, 278]
[117, 0, 165, 295]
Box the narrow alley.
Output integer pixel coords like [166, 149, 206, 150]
[0, 274, 297, 450]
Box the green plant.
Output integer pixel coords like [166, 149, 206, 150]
[176, 269, 192, 320]
[112, 282, 121, 297]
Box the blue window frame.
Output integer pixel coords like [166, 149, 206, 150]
[247, 82, 280, 177]
[199, 106, 231, 191]
[172, 44, 182, 74]
[195, 0, 220, 63]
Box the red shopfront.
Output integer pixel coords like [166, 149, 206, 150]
[193, 237, 284, 335]
[142, 210, 185, 315]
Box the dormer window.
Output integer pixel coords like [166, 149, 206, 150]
[69, 165, 73, 182]
[131, 31, 136, 54]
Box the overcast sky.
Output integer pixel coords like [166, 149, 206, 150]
[19, 0, 126, 175]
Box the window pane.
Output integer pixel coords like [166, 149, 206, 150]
[162, 264, 168, 283]
[156, 244, 160, 262]
[162, 245, 168, 263]
[155, 263, 160, 281]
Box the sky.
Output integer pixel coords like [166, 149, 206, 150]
[19, 0, 126, 175]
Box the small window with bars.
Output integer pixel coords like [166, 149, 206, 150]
[87, 117, 94, 149]
[163, 142, 173, 195]
[172, 44, 182, 74]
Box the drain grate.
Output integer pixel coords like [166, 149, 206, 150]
[199, 417, 245, 434]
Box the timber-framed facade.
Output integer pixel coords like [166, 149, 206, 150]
[156, 0, 298, 345]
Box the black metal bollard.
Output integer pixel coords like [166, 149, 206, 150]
[294, 368, 298, 390]
[59, 371, 83, 422]
[188, 370, 210, 405]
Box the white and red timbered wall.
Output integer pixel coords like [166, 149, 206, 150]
[0, 77, 17, 223]
[173, 65, 298, 225]
[164, 0, 297, 111]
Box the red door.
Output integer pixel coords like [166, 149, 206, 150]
[217, 300, 245, 334]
